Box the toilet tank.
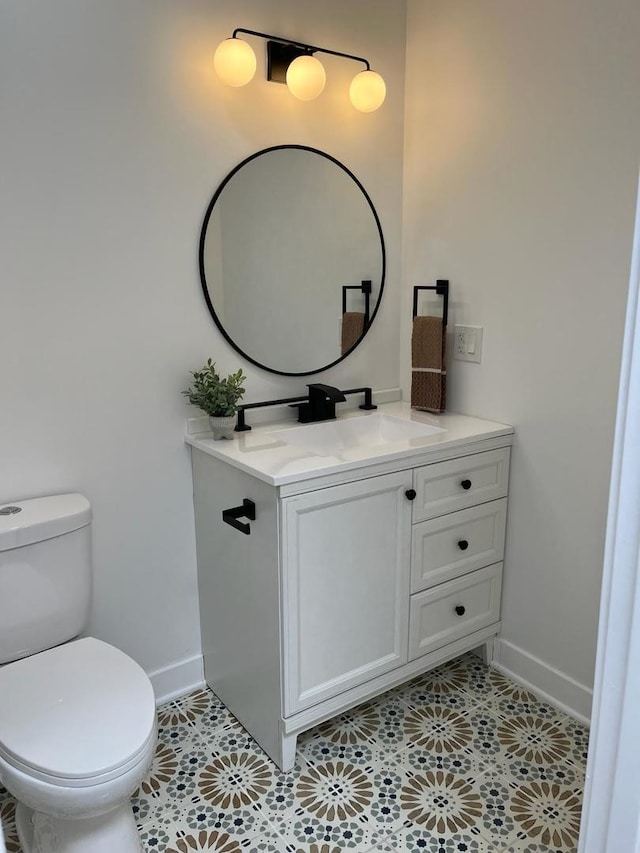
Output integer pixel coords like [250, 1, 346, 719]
[0, 493, 93, 664]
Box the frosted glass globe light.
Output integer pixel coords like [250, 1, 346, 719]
[214, 38, 257, 87]
[349, 70, 386, 112]
[286, 55, 326, 101]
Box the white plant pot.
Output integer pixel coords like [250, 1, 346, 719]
[209, 415, 236, 440]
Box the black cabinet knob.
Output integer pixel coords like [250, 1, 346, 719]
[405, 489, 417, 501]
[457, 539, 469, 551]
[460, 479, 472, 490]
[454, 605, 466, 616]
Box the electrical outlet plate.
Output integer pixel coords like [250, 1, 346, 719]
[454, 325, 483, 363]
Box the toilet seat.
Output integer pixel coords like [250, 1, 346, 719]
[0, 637, 156, 788]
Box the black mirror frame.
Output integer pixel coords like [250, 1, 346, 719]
[198, 144, 386, 377]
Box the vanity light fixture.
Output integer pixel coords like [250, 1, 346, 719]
[214, 28, 386, 112]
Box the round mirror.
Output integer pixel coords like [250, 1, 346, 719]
[199, 145, 385, 376]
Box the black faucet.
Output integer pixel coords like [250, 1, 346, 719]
[293, 383, 347, 424]
[235, 385, 376, 431]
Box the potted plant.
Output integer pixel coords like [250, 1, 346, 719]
[183, 359, 246, 440]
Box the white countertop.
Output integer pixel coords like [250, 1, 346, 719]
[185, 402, 514, 487]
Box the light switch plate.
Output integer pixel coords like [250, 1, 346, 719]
[454, 325, 483, 363]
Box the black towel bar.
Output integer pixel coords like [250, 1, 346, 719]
[222, 499, 256, 535]
[342, 280, 372, 327]
[412, 279, 449, 329]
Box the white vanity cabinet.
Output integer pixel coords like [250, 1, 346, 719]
[189, 407, 513, 771]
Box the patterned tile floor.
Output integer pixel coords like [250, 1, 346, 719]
[0, 652, 588, 852]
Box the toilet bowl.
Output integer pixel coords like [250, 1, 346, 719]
[0, 637, 157, 853]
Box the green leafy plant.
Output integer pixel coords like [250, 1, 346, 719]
[182, 359, 246, 417]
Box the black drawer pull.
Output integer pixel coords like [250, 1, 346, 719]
[405, 489, 417, 501]
[454, 604, 466, 616]
[457, 539, 469, 551]
[222, 499, 256, 535]
[460, 479, 472, 490]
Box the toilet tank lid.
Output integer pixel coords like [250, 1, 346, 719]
[0, 493, 92, 552]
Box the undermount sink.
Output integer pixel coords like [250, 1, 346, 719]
[268, 413, 445, 456]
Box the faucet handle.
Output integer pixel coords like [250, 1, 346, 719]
[359, 388, 377, 410]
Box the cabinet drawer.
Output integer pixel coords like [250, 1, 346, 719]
[412, 448, 510, 522]
[409, 563, 502, 661]
[411, 499, 507, 593]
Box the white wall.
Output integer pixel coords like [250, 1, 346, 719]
[0, 0, 407, 695]
[403, 0, 640, 715]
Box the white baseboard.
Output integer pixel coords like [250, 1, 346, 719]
[146, 641, 592, 723]
[493, 639, 592, 726]
[147, 653, 205, 706]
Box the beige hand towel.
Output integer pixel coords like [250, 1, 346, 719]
[341, 312, 365, 354]
[411, 316, 446, 413]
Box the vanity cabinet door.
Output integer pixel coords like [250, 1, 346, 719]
[282, 471, 413, 715]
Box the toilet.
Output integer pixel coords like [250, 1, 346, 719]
[0, 494, 157, 853]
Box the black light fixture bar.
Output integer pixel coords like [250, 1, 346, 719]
[267, 42, 308, 84]
[232, 27, 371, 83]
